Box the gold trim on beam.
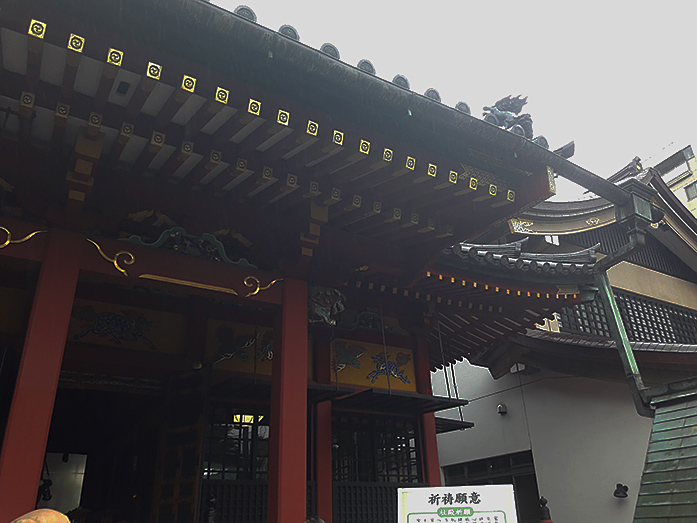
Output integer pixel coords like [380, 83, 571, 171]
[136, 274, 283, 299]
[243, 276, 283, 298]
[0, 227, 47, 249]
[87, 238, 134, 276]
[139, 274, 239, 295]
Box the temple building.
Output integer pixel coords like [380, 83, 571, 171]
[436, 150, 697, 523]
[0, 1, 665, 523]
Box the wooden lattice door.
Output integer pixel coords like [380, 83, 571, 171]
[151, 371, 209, 523]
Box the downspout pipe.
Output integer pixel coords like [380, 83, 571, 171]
[591, 179, 665, 418]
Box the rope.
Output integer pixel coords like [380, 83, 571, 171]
[252, 327, 258, 384]
[449, 360, 465, 422]
[437, 315, 452, 400]
[379, 295, 392, 394]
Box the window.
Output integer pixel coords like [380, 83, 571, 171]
[443, 451, 540, 523]
[685, 181, 697, 201]
[332, 414, 422, 483]
[203, 404, 269, 481]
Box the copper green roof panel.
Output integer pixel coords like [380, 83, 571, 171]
[635, 392, 697, 521]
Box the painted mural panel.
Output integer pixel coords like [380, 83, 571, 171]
[331, 338, 416, 392]
[205, 320, 274, 375]
[68, 299, 187, 354]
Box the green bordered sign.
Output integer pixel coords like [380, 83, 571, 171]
[398, 485, 518, 523]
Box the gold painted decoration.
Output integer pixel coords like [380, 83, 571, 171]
[359, 140, 370, 154]
[307, 120, 319, 136]
[248, 98, 261, 115]
[0, 227, 46, 249]
[146, 62, 162, 80]
[137, 273, 282, 300]
[469, 177, 478, 191]
[509, 218, 534, 234]
[332, 130, 344, 146]
[67, 34, 84, 53]
[406, 156, 416, 170]
[383, 148, 393, 162]
[586, 217, 600, 226]
[243, 276, 283, 298]
[448, 171, 458, 184]
[215, 87, 229, 104]
[428, 163, 437, 177]
[507, 189, 515, 202]
[139, 274, 238, 295]
[181, 75, 196, 93]
[277, 109, 290, 126]
[28, 19, 46, 39]
[489, 184, 498, 196]
[87, 239, 135, 276]
[107, 48, 123, 66]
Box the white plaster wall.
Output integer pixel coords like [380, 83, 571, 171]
[434, 362, 654, 523]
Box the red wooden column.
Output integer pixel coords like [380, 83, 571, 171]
[314, 337, 333, 522]
[268, 278, 309, 523]
[0, 229, 84, 521]
[414, 335, 441, 487]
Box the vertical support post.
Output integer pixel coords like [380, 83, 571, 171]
[594, 272, 653, 418]
[0, 229, 83, 521]
[315, 338, 333, 522]
[268, 278, 309, 523]
[414, 335, 441, 486]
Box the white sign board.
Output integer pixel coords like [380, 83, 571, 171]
[398, 485, 518, 523]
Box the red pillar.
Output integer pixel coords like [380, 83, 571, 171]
[414, 335, 441, 486]
[315, 338, 333, 522]
[268, 278, 308, 523]
[0, 229, 83, 521]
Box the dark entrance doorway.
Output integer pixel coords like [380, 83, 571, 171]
[44, 386, 161, 522]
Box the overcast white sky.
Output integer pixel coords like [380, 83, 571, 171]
[213, 0, 695, 200]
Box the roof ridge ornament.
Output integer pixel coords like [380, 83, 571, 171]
[233, 5, 257, 23]
[278, 24, 299, 41]
[320, 43, 340, 59]
[483, 95, 549, 149]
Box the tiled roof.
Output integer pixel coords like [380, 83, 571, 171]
[525, 329, 697, 354]
[444, 238, 598, 276]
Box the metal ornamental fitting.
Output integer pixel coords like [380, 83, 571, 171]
[147, 62, 162, 80]
[277, 109, 290, 126]
[181, 75, 196, 93]
[248, 99, 261, 115]
[28, 19, 46, 39]
[107, 48, 123, 66]
[307, 120, 319, 136]
[215, 87, 229, 104]
[67, 34, 85, 53]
